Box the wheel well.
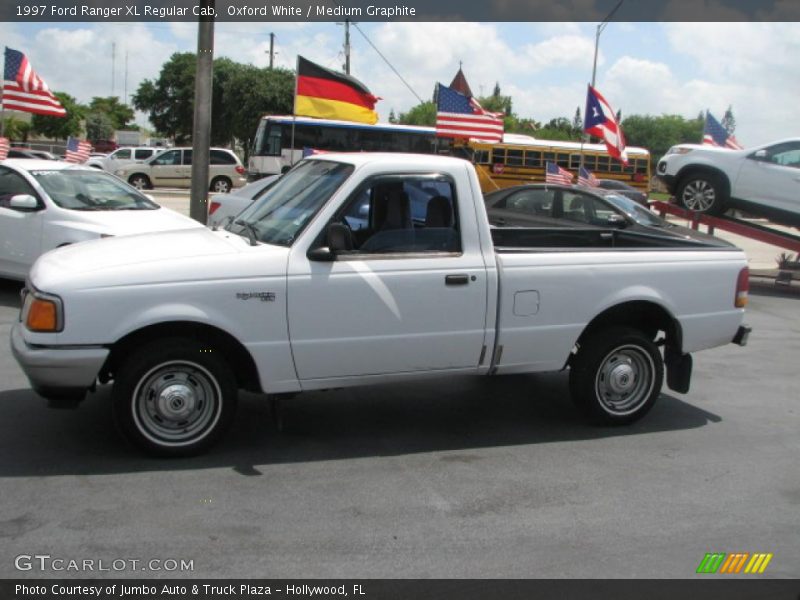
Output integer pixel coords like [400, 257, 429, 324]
[675, 166, 731, 198]
[101, 321, 262, 393]
[571, 301, 682, 364]
[128, 173, 150, 183]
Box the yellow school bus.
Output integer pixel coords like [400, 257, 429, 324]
[463, 134, 651, 193]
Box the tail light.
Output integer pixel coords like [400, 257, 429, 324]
[208, 201, 221, 215]
[235, 166, 246, 175]
[735, 267, 749, 308]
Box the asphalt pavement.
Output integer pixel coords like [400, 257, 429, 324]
[0, 276, 798, 579]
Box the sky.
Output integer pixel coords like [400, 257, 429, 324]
[1, 20, 797, 146]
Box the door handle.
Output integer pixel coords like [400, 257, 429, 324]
[445, 274, 469, 286]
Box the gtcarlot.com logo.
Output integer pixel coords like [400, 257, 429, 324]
[14, 554, 194, 573]
[696, 552, 773, 574]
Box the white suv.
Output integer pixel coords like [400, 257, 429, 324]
[86, 146, 164, 172]
[114, 147, 246, 193]
[656, 138, 800, 226]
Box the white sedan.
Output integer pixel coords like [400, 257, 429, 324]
[0, 159, 202, 280]
[207, 174, 280, 228]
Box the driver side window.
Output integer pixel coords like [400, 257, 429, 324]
[329, 175, 461, 256]
[765, 142, 800, 169]
[0, 167, 39, 209]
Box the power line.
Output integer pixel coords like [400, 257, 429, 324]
[352, 23, 423, 104]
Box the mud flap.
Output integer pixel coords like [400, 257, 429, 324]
[665, 349, 692, 394]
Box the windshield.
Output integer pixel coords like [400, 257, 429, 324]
[32, 169, 159, 211]
[603, 193, 665, 227]
[228, 159, 353, 246]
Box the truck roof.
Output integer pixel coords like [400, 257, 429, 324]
[305, 152, 470, 170]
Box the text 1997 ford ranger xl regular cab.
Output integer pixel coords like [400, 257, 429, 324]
[11, 154, 751, 456]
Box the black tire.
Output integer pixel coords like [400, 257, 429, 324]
[569, 327, 663, 425]
[112, 338, 238, 457]
[676, 172, 727, 215]
[128, 174, 151, 190]
[210, 176, 232, 194]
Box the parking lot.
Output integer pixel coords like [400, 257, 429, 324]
[1, 235, 798, 578]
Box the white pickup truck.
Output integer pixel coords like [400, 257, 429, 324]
[11, 154, 751, 456]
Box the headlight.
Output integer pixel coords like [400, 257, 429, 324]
[667, 146, 694, 156]
[21, 288, 64, 332]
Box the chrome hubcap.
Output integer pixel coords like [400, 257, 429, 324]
[132, 361, 221, 446]
[595, 345, 656, 415]
[682, 180, 715, 211]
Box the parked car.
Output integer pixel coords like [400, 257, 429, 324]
[484, 184, 730, 246]
[6, 148, 42, 159]
[596, 178, 648, 205]
[114, 147, 246, 193]
[0, 159, 202, 280]
[86, 146, 164, 171]
[656, 138, 800, 226]
[91, 139, 118, 153]
[11, 154, 749, 456]
[208, 174, 280, 228]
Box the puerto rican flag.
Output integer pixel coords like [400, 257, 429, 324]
[584, 84, 628, 165]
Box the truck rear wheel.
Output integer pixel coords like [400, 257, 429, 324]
[569, 327, 663, 425]
[676, 173, 727, 215]
[112, 338, 238, 456]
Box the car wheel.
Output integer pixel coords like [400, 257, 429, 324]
[128, 174, 151, 190]
[677, 173, 727, 215]
[569, 327, 663, 425]
[112, 338, 238, 456]
[210, 176, 232, 194]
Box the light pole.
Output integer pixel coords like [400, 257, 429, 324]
[590, 0, 624, 88]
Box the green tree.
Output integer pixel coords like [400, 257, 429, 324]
[220, 64, 294, 154]
[572, 107, 582, 134]
[536, 117, 583, 141]
[85, 111, 115, 140]
[31, 92, 84, 139]
[88, 96, 135, 130]
[398, 101, 436, 126]
[132, 52, 197, 143]
[621, 114, 704, 165]
[388, 109, 397, 124]
[721, 105, 736, 135]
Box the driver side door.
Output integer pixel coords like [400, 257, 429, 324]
[0, 167, 45, 279]
[735, 141, 800, 213]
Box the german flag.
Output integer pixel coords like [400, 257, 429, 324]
[295, 56, 379, 125]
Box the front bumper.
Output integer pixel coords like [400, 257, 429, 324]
[10, 323, 108, 401]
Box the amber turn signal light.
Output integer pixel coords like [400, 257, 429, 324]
[26, 298, 59, 332]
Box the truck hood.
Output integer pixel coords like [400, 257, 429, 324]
[29, 227, 290, 292]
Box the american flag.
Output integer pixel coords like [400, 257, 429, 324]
[584, 84, 628, 165]
[703, 111, 743, 150]
[545, 161, 574, 185]
[435, 83, 504, 143]
[64, 137, 92, 163]
[2, 47, 66, 117]
[577, 166, 599, 187]
[0, 137, 9, 161]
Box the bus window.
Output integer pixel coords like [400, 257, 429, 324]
[474, 149, 490, 164]
[636, 159, 649, 174]
[507, 149, 523, 166]
[492, 149, 506, 164]
[610, 161, 622, 173]
[543, 151, 556, 164]
[583, 155, 597, 170]
[556, 153, 570, 167]
[597, 155, 610, 171]
[524, 151, 541, 167]
[569, 154, 582, 169]
[265, 124, 282, 156]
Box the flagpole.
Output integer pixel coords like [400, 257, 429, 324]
[290, 56, 299, 167]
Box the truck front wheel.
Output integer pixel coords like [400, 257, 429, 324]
[112, 338, 238, 456]
[569, 327, 663, 425]
[676, 173, 727, 215]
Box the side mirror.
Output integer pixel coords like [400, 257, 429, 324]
[307, 246, 336, 262]
[752, 149, 768, 161]
[607, 214, 627, 228]
[9, 194, 39, 211]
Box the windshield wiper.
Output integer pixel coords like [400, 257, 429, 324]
[234, 219, 259, 246]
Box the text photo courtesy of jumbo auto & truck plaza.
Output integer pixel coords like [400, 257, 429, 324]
[0, 1, 799, 598]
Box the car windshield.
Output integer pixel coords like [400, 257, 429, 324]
[603, 193, 665, 227]
[31, 169, 160, 211]
[228, 160, 353, 247]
